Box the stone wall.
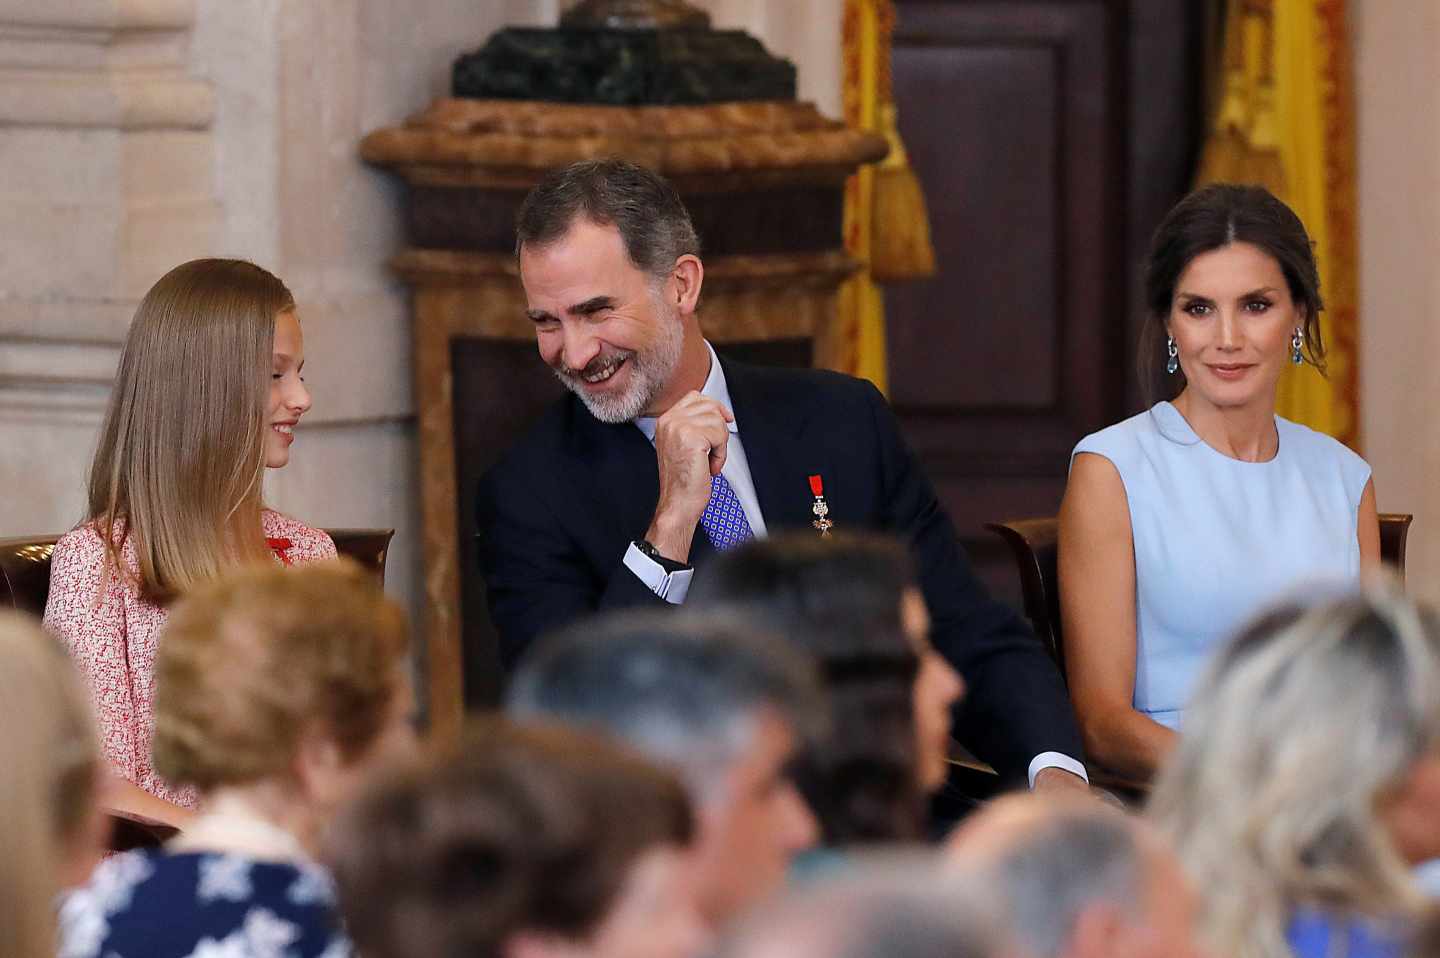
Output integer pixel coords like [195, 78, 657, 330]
[1354, 3, 1440, 599]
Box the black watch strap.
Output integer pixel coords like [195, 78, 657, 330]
[634, 539, 691, 573]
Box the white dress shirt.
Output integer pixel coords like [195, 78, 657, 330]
[621, 341, 1086, 788]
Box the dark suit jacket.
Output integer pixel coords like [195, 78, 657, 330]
[476, 358, 1084, 782]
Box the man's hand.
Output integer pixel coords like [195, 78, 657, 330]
[645, 391, 734, 563]
[1032, 766, 1092, 796]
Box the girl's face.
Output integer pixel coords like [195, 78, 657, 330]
[266, 309, 310, 469]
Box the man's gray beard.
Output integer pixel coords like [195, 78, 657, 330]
[556, 311, 686, 424]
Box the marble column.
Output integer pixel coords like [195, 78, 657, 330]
[0, 0, 218, 535]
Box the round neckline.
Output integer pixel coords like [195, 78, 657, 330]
[1154, 401, 1283, 465]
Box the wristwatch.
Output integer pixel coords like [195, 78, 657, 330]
[633, 539, 691, 573]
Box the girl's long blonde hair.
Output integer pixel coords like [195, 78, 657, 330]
[0, 613, 100, 958]
[88, 258, 293, 602]
[1148, 578, 1440, 958]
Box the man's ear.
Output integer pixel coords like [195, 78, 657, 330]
[293, 722, 346, 806]
[671, 254, 704, 317]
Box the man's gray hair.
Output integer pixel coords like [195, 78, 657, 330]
[506, 609, 824, 800]
[515, 158, 701, 283]
[719, 856, 1006, 958]
[978, 807, 1147, 958]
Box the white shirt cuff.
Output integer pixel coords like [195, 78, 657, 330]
[1028, 751, 1089, 789]
[622, 542, 693, 605]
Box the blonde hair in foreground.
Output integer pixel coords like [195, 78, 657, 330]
[1148, 576, 1440, 958]
[153, 560, 409, 791]
[0, 613, 100, 958]
[88, 258, 294, 603]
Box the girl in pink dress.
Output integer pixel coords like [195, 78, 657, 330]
[43, 258, 337, 828]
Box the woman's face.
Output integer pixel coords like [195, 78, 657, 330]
[585, 844, 709, 958]
[266, 309, 311, 469]
[903, 588, 965, 794]
[1167, 242, 1298, 411]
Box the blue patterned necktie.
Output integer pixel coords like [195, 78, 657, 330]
[699, 474, 754, 551]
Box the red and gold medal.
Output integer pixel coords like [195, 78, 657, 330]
[808, 474, 834, 537]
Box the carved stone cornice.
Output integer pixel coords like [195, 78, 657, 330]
[388, 248, 858, 342]
[0, 0, 195, 31]
[0, 0, 212, 130]
[361, 98, 887, 189]
[0, 70, 213, 129]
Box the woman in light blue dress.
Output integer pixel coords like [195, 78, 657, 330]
[1058, 184, 1380, 781]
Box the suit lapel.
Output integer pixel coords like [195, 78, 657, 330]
[565, 400, 661, 546]
[722, 358, 817, 534]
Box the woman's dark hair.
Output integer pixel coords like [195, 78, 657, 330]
[688, 532, 926, 844]
[326, 718, 693, 958]
[1141, 183, 1325, 399]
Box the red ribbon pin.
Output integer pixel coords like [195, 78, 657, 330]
[267, 537, 294, 566]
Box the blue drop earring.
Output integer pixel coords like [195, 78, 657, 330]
[1166, 335, 1179, 375]
[1291, 327, 1304, 365]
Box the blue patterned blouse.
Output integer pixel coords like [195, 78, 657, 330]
[59, 849, 351, 958]
[1287, 908, 1407, 958]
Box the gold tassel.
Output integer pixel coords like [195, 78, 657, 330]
[869, 103, 936, 282]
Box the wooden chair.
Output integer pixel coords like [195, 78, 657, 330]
[986, 512, 1414, 673]
[328, 528, 397, 586]
[0, 536, 58, 617]
[983, 512, 1415, 798]
[0, 528, 394, 614]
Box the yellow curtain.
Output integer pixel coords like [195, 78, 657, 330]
[837, 0, 936, 393]
[1195, 0, 1359, 448]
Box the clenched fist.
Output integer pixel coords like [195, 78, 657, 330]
[644, 391, 733, 563]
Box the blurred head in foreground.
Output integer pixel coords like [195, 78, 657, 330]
[690, 532, 965, 844]
[0, 613, 104, 958]
[507, 610, 825, 928]
[1149, 577, 1440, 958]
[328, 718, 707, 958]
[154, 559, 415, 849]
[717, 855, 1008, 958]
[946, 793, 1203, 958]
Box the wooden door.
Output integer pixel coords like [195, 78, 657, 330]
[886, 0, 1206, 597]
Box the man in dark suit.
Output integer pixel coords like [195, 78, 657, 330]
[476, 158, 1088, 790]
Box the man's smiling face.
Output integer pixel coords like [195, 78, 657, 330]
[520, 217, 685, 423]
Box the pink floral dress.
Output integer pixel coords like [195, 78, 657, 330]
[43, 511, 336, 807]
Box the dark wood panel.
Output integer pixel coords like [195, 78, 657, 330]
[888, 43, 1060, 411]
[452, 339, 566, 709]
[885, 0, 1203, 564]
[409, 186, 844, 255]
[1124, 0, 1211, 409]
